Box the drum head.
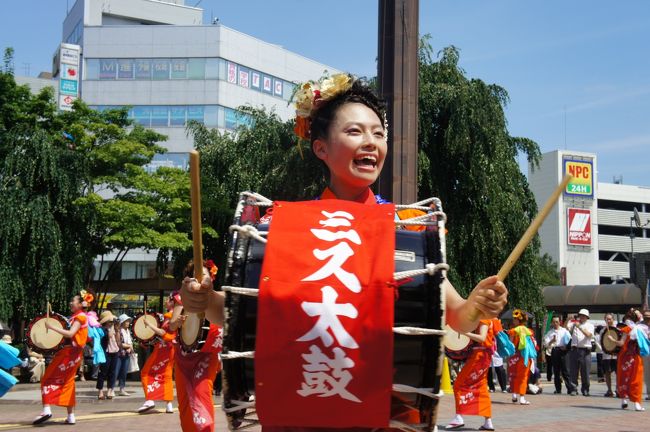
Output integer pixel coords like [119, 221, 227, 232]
[133, 314, 159, 344]
[443, 324, 470, 351]
[29, 317, 65, 351]
[181, 313, 203, 346]
[602, 327, 621, 354]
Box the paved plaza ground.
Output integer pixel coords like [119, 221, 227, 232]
[0, 378, 647, 431]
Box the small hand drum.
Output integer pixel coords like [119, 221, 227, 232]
[132, 313, 163, 346]
[443, 324, 473, 361]
[25, 313, 68, 354]
[179, 313, 211, 353]
[602, 326, 622, 355]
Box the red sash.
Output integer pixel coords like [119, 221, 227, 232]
[40, 346, 83, 407]
[175, 325, 222, 432]
[255, 200, 395, 428]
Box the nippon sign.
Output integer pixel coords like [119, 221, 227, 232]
[567, 208, 592, 246]
[563, 159, 594, 197]
[59, 94, 77, 111]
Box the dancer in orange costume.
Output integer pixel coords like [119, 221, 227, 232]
[507, 309, 536, 406]
[446, 319, 498, 431]
[610, 308, 646, 411]
[33, 290, 93, 425]
[137, 291, 184, 414]
[175, 260, 223, 432]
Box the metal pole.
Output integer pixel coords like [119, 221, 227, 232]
[377, 0, 419, 204]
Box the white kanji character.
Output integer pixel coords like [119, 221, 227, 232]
[302, 242, 361, 293]
[319, 210, 354, 227]
[297, 345, 360, 403]
[297, 286, 358, 349]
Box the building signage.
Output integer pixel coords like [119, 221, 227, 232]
[564, 159, 593, 197]
[60, 46, 80, 66]
[60, 79, 78, 95]
[57, 43, 80, 111]
[567, 208, 592, 246]
[59, 94, 78, 111]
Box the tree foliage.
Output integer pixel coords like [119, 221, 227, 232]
[0, 48, 204, 321]
[186, 107, 326, 273]
[417, 39, 544, 314]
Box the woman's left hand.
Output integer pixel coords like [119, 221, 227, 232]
[467, 275, 508, 319]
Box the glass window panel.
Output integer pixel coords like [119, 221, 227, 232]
[218, 58, 226, 80]
[135, 59, 151, 79]
[187, 58, 205, 79]
[217, 106, 225, 129]
[205, 58, 219, 79]
[225, 108, 238, 130]
[187, 106, 205, 124]
[170, 106, 187, 127]
[85, 59, 99, 80]
[152, 59, 170, 80]
[151, 106, 169, 127]
[250, 71, 261, 91]
[117, 59, 134, 79]
[262, 75, 273, 93]
[273, 78, 283, 96]
[283, 82, 296, 101]
[204, 105, 218, 127]
[238, 67, 249, 88]
[133, 106, 151, 127]
[171, 59, 188, 79]
[99, 59, 116, 80]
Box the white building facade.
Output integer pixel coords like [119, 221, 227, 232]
[56, 0, 339, 281]
[529, 150, 650, 287]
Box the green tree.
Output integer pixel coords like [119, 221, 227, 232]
[0, 49, 206, 321]
[417, 40, 545, 314]
[186, 107, 325, 273]
[538, 253, 561, 287]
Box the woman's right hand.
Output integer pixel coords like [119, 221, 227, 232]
[180, 272, 213, 314]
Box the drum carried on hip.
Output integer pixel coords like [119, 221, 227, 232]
[132, 313, 163, 346]
[25, 313, 68, 354]
[178, 313, 212, 353]
[443, 325, 474, 361]
[220, 192, 450, 432]
[601, 326, 622, 355]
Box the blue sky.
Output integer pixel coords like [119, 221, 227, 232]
[1, 0, 649, 186]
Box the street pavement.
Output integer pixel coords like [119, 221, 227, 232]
[0, 378, 647, 431]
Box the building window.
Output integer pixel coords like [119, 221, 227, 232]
[84, 56, 297, 102]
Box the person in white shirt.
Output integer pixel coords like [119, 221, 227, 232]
[543, 316, 571, 394]
[598, 313, 618, 397]
[642, 311, 650, 401]
[567, 308, 595, 396]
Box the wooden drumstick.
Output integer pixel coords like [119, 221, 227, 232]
[189, 150, 206, 322]
[468, 174, 573, 321]
[46, 300, 51, 333]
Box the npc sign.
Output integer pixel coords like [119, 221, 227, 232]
[564, 159, 593, 197]
[567, 208, 592, 246]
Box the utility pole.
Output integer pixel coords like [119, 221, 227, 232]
[377, 0, 419, 204]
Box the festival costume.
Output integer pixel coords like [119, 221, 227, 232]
[260, 187, 419, 432]
[617, 326, 644, 403]
[40, 311, 88, 407]
[140, 312, 177, 402]
[507, 325, 535, 396]
[175, 323, 222, 432]
[452, 319, 496, 418]
[0, 341, 22, 397]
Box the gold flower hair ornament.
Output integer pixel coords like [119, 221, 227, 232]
[79, 289, 94, 307]
[512, 309, 526, 321]
[292, 73, 354, 157]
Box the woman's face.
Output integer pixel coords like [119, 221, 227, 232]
[513, 318, 520, 326]
[313, 102, 387, 190]
[121, 320, 131, 329]
[166, 298, 174, 311]
[69, 296, 82, 313]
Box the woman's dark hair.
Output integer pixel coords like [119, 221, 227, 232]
[309, 79, 386, 145]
